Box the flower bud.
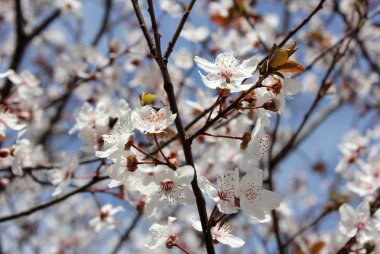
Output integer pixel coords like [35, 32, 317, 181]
[127, 155, 138, 172]
[124, 136, 134, 151]
[0, 148, 9, 158]
[263, 98, 281, 112]
[240, 132, 251, 150]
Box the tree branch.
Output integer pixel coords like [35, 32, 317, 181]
[0, 176, 107, 223]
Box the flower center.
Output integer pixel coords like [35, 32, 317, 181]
[220, 70, 233, 83]
[99, 210, 109, 221]
[161, 180, 175, 192]
[356, 221, 365, 231]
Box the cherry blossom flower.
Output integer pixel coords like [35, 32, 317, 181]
[347, 149, 380, 196]
[192, 219, 245, 248]
[257, 75, 302, 114]
[0, 109, 25, 139]
[159, 0, 182, 18]
[242, 116, 271, 166]
[181, 24, 209, 42]
[199, 167, 281, 222]
[9, 139, 33, 176]
[339, 201, 379, 244]
[69, 101, 110, 152]
[136, 165, 195, 219]
[50, 154, 79, 196]
[336, 130, 368, 173]
[209, 0, 233, 18]
[89, 204, 124, 232]
[95, 113, 134, 160]
[132, 105, 176, 134]
[194, 52, 259, 92]
[145, 216, 178, 249]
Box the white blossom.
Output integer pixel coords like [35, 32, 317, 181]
[194, 52, 259, 92]
[89, 204, 124, 232]
[136, 165, 195, 219]
[145, 216, 177, 249]
[339, 201, 378, 244]
[200, 167, 281, 222]
[192, 219, 245, 248]
[132, 105, 176, 134]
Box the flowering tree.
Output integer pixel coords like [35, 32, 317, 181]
[1, 0, 380, 253]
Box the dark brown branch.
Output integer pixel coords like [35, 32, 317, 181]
[91, 0, 113, 46]
[163, 0, 197, 60]
[282, 207, 333, 248]
[0, 7, 61, 100]
[0, 176, 107, 223]
[277, 0, 325, 48]
[28, 9, 62, 40]
[111, 213, 142, 254]
[131, 1, 215, 253]
[188, 81, 264, 142]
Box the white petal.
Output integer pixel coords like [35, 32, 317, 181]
[198, 176, 219, 200]
[260, 189, 282, 210]
[177, 165, 194, 183]
[217, 233, 245, 248]
[191, 219, 203, 232]
[284, 78, 302, 95]
[239, 56, 259, 75]
[194, 56, 217, 73]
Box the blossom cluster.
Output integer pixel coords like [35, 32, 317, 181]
[0, 0, 379, 253]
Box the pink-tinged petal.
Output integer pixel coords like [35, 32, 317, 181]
[356, 201, 370, 221]
[95, 145, 119, 158]
[198, 176, 219, 201]
[181, 185, 196, 204]
[284, 78, 302, 95]
[240, 168, 263, 188]
[218, 201, 238, 214]
[191, 219, 203, 232]
[199, 71, 221, 89]
[194, 56, 218, 73]
[260, 189, 282, 210]
[216, 233, 245, 248]
[339, 204, 357, 237]
[177, 165, 194, 182]
[249, 206, 271, 222]
[217, 168, 239, 199]
[238, 56, 259, 75]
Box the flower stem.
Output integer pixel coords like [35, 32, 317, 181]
[207, 205, 217, 228]
[131, 143, 164, 164]
[238, 105, 264, 110]
[153, 134, 171, 165]
[206, 94, 221, 123]
[174, 244, 192, 254]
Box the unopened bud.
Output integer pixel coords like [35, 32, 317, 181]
[240, 132, 252, 150]
[109, 39, 121, 53]
[168, 157, 180, 168]
[124, 136, 134, 151]
[126, 155, 138, 172]
[263, 98, 281, 112]
[0, 148, 9, 158]
[242, 132, 251, 143]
